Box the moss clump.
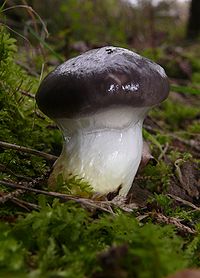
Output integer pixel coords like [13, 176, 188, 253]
[0, 199, 192, 278]
[0, 26, 62, 180]
[55, 174, 93, 197]
[150, 99, 199, 131]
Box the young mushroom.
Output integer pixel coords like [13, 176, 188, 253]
[36, 46, 169, 197]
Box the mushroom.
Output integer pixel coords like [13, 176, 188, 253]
[36, 46, 169, 197]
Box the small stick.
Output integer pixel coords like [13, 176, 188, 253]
[144, 124, 200, 153]
[150, 212, 196, 235]
[19, 89, 35, 98]
[0, 180, 114, 214]
[0, 163, 33, 181]
[0, 175, 41, 204]
[0, 141, 57, 162]
[0, 176, 47, 205]
[158, 142, 169, 160]
[167, 194, 200, 211]
[0, 189, 25, 204]
[11, 197, 40, 211]
[169, 134, 200, 152]
[16, 61, 38, 77]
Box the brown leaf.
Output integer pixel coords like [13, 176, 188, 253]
[168, 161, 200, 204]
[167, 269, 200, 278]
[138, 141, 156, 171]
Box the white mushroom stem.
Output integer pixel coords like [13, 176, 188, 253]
[49, 106, 149, 197]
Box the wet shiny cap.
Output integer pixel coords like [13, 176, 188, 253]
[36, 46, 169, 118]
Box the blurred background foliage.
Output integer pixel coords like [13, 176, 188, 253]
[2, 0, 200, 82]
[3, 0, 189, 48]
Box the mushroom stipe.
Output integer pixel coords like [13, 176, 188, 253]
[36, 46, 169, 197]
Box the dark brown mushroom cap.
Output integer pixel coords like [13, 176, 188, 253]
[36, 46, 169, 118]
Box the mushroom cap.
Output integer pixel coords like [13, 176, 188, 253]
[36, 46, 169, 118]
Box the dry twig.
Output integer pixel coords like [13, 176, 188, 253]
[0, 141, 57, 161]
[144, 124, 200, 153]
[167, 194, 200, 211]
[158, 142, 169, 160]
[0, 180, 115, 214]
[11, 197, 40, 211]
[19, 89, 35, 98]
[0, 189, 25, 204]
[150, 212, 196, 235]
[169, 133, 200, 152]
[16, 61, 38, 77]
[1, 180, 198, 235]
[0, 179, 139, 214]
[0, 176, 41, 205]
[0, 163, 33, 181]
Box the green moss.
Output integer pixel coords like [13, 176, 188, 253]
[0, 200, 192, 277]
[0, 26, 62, 181]
[55, 174, 93, 197]
[150, 99, 199, 131]
[0, 222, 26, 274]
[187, 121, 200, 134]
[141, 161, 172, 192]
[151, 194, 173, 215]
